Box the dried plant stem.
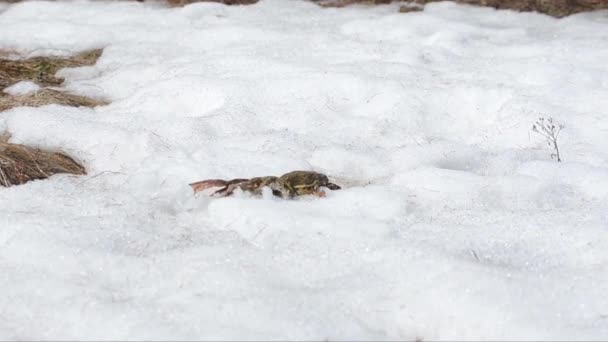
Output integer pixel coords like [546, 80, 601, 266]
[532, 117, 564, 162]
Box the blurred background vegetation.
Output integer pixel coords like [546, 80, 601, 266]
[1, 0, 607, 19]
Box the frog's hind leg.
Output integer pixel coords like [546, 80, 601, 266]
[212, 178, 250, 197]
[189, 179, 228, 194]
[189, 178, 249, 197]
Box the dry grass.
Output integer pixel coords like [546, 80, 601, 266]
[0, 140, 86, 187]
[166, 0, 258, 6]
[3, 0, 606, 15]
[312, 0, 391, 7]
[0, 48, 102, 89]
[399, 3, 424, 12]
[0, 49, 98, 185]
[0, 89, 108, 112]
[311, 0, 608, 16]
[0, 49, 20, 59]
[0, 48, 106, 112]
[0, 131, 10, 143]
[412, 0, 608, 17]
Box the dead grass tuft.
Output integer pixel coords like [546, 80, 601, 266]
[0, 49, 20, 59]
[312, 0, 608, 16]
[0, 140, 86, 187]
[313, 0, 391, 7]
[412, 0, 608, 17]
[0, 48, 103, 89]
[166, 0, 258, 6]
[0, 48, 106, 112]
[399, 3, 424, 12]
[0, 132, 10, 143]
[0, 89, 108, 112]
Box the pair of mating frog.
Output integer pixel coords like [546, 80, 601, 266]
[190, 170, 341, 198]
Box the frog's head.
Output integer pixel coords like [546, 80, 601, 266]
[325, 182, 341, 190]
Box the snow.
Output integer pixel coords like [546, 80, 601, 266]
[0, 0, 607, 340]
[3, 80, 40, 95]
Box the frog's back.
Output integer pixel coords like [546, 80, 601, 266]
[280, 170, 327, 182]
[278, 171, 329, 196]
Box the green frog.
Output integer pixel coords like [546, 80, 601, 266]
[190, 171, 341, 198]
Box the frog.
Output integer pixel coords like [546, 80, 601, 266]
[189, 170, 341, 198]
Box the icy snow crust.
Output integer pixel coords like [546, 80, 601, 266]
[0, 0, 607, 340]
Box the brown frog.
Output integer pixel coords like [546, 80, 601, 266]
[190, 170, 341, 198]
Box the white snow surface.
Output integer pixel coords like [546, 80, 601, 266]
[3, 80, 41, 96]
[1, 0, 608, 340]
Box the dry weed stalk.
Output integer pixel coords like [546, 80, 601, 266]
[532, 117, 564, 162]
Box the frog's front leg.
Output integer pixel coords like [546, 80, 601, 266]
[314, 190, 326, 197]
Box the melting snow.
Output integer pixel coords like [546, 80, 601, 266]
[0, 0, 607, 340]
